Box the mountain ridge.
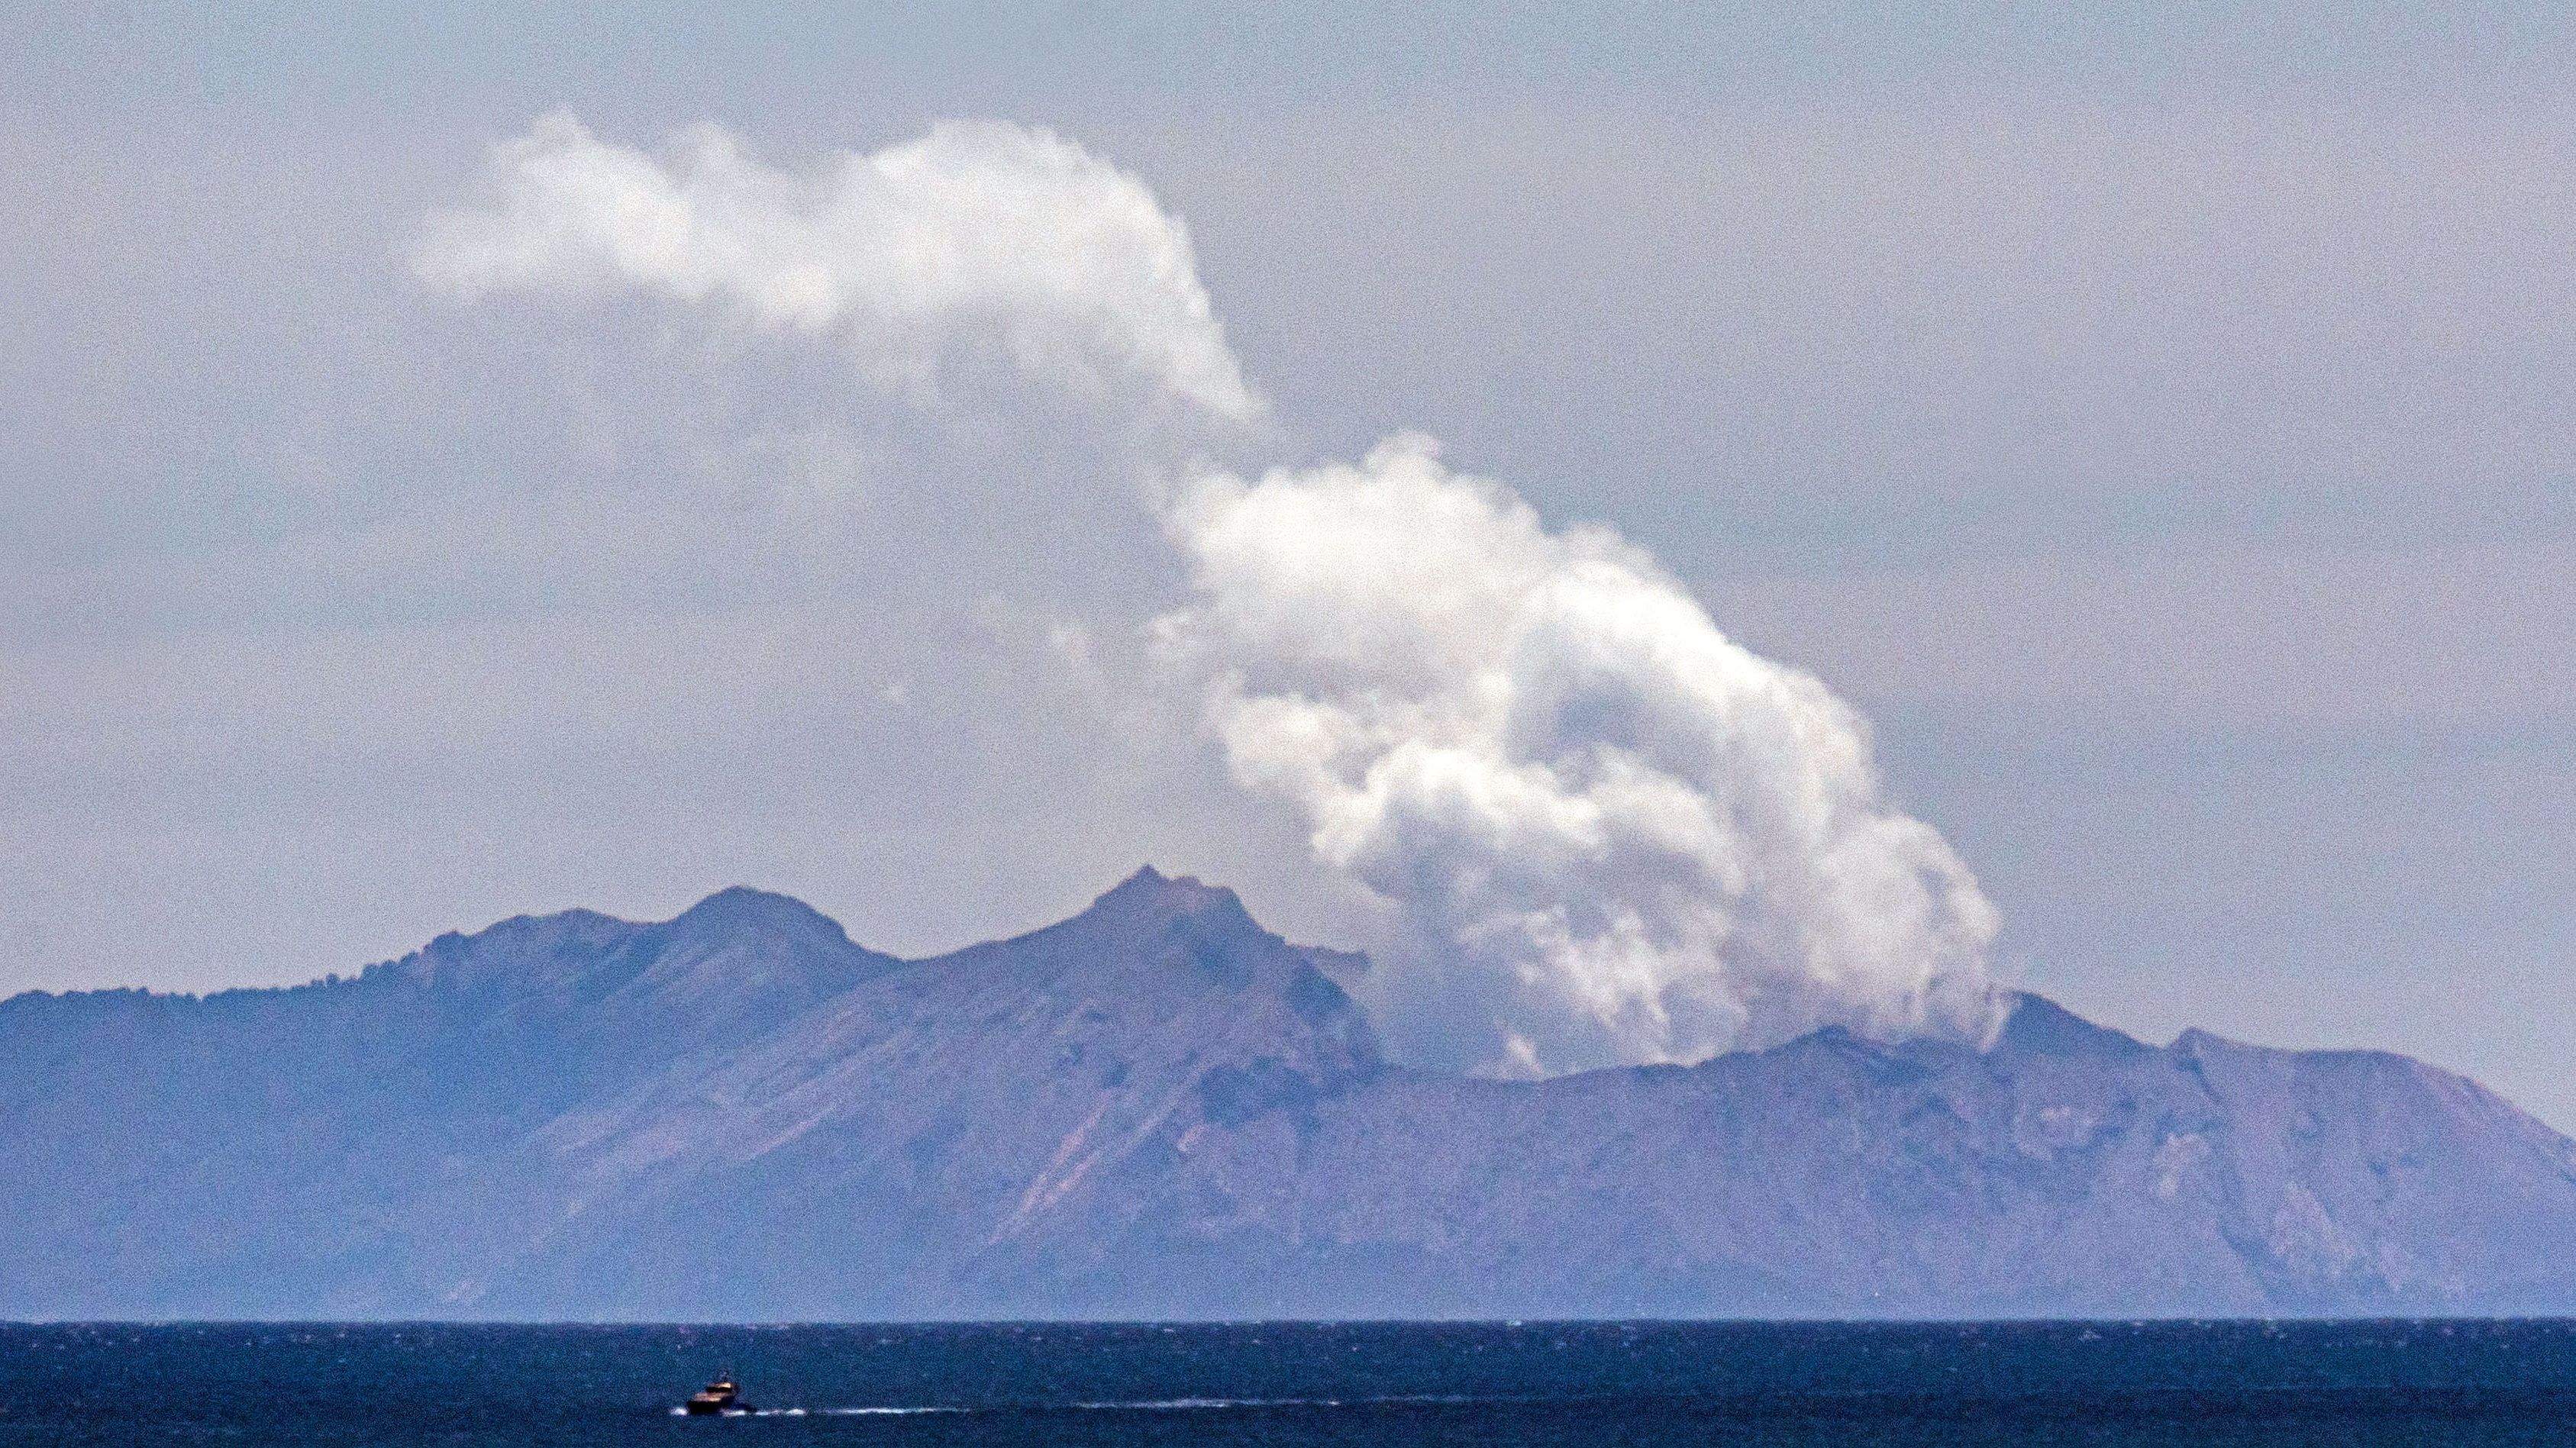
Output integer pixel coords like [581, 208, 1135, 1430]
[5, 867, 2574, 1320]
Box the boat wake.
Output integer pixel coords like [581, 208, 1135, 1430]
[673, 1395, 1481, 1417]
[1070, 1395, 1479, 1411]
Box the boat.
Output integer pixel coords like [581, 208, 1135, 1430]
[683, 1375, 750, 1415]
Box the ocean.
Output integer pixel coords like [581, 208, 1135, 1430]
[5, 1320, 2574, 1446]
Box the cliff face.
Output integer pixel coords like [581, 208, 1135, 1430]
[6, 869, 2574, 1320]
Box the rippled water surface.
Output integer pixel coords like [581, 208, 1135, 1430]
[6, 1320, 2576, 1445]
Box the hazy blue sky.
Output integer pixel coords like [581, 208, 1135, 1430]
[7, 5, 2576, 1120]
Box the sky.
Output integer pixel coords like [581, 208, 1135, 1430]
[5, 4, 2575, 1117]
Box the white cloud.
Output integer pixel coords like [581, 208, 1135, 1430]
[1158, 434, 2003, 1073]
[415, 111, 1261, 424]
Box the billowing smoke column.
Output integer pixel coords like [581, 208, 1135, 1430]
[1157, 436, 2000, 1072]
[419, 115, 2006, 1075]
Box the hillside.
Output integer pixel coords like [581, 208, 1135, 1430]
[5, 868, 2574, 1319]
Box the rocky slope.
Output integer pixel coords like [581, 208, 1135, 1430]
[5, 868, 2573, 1319]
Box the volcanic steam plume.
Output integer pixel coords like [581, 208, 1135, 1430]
[418, 114, 2004, 1075]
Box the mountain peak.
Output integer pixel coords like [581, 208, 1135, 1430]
[1996, 991, 2155, 1060]
[667, 885, 854, 947]
[1086, 864, 1251, 927]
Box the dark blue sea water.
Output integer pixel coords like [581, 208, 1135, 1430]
[5, 1321, 2576, 1446]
